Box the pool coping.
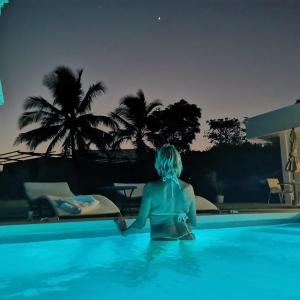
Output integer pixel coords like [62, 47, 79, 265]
[0, 211, 300, 245]
[1, 207, 300, 226]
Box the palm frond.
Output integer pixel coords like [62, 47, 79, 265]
[120, 95, 144, 113]
[18, 110, 58, 129]
[110, 112, 136, 131]
[137, 89, 145, 103]
[74, 128, 89, 152]
[43, 66, 81, 111]
[112, 128, 134, 144]
[77, 69, 83, 83]
[77, 113, 118, 130]
[112, 106, 132, 120]
[14, 125, 62, 150]
[61, 131, 72, 156]
[23, 97, 62, 115]
[113, 106, 139, 126]
[46, 127, 67, 153]
[106, 133, 124, 150]
[78, 82, 106, 114]
[79, 125, 112, 150]
[41, 114, 65, 127]
[146, 100, 163, 115]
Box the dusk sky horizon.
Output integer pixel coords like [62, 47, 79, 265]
[1, 0, 300, 154]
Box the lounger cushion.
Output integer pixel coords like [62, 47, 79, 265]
[45, 194, 120, 216]
[195, 195, 218, 211]
[24, 182, 74, 200]
[24, 182, 120, 216]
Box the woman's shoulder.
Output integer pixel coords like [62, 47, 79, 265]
[142, 181, 162, 197]
[144, 180, 194, 194]
[146, 179, 193, 188]
[178, 179, 193, 190]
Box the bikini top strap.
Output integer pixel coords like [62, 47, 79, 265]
[150, 212, 188, 223]
[162, 174, 181, 198]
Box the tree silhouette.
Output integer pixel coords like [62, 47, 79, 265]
[15, 66, 116, 158]
[111, 89, 162, 160]
[148, 99, 201, 153]
[205, 117, 246, 147]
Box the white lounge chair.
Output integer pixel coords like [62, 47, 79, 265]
[24, 182, 120, 220]
[195, 195, 219, 213]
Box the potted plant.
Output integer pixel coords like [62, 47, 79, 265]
[216, 180, 225, 204]
[209, 171, 226, 204]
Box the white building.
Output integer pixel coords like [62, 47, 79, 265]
[246, 103, 300, 204]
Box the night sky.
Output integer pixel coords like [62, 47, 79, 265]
[1, 0, 300, 154]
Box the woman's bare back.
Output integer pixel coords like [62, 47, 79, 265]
[146, 180, 197, 240]
[121, 144, 197, 240]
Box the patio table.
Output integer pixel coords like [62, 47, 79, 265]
[98, 185, 137, 214]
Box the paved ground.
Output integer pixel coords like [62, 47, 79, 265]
[219, 202, 300, 212]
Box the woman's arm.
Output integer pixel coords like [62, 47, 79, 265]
[123, 184, 152, 235]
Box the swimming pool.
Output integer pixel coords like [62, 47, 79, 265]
[1, 213, 300, 300]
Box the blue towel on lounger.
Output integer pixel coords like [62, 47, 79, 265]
[55, 200, 82, 214]
[63, 195, 96, 208]
[73, 195, 95, 204]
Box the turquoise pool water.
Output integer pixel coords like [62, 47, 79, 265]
[1, 223, 300, 300]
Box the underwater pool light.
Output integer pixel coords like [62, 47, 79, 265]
[0, 80, 4, 105]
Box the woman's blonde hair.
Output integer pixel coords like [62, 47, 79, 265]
[155, 144, 183, 179]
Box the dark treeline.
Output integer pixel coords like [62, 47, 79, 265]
[5, 66, 281, 203]
[183, 143, 281, 202]
[14, 66, 201, 159]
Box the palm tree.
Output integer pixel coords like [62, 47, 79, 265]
[111, 89, 162, 159]
[15, 66, 116, 158]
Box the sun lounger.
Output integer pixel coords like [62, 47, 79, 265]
[24, 182, 120, 220]
[195, 195, 219, 213]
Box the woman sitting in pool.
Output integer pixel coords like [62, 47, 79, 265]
[117, 144, 197, 240]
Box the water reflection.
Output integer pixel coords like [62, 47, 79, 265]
[101, 239, 202, 286]
[0, 236, 203, 297]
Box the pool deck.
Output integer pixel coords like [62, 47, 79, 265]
[1, 199, 300, 226]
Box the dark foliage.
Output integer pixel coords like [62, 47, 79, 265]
[111, 89, 162, 160]
[182, 143, 281, 202]
[205, 117, 246, 147]
[148, 99, 201, 153]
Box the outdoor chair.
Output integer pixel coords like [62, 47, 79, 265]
[24, 182, 120, 220]
[266, 178, 293, 204]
